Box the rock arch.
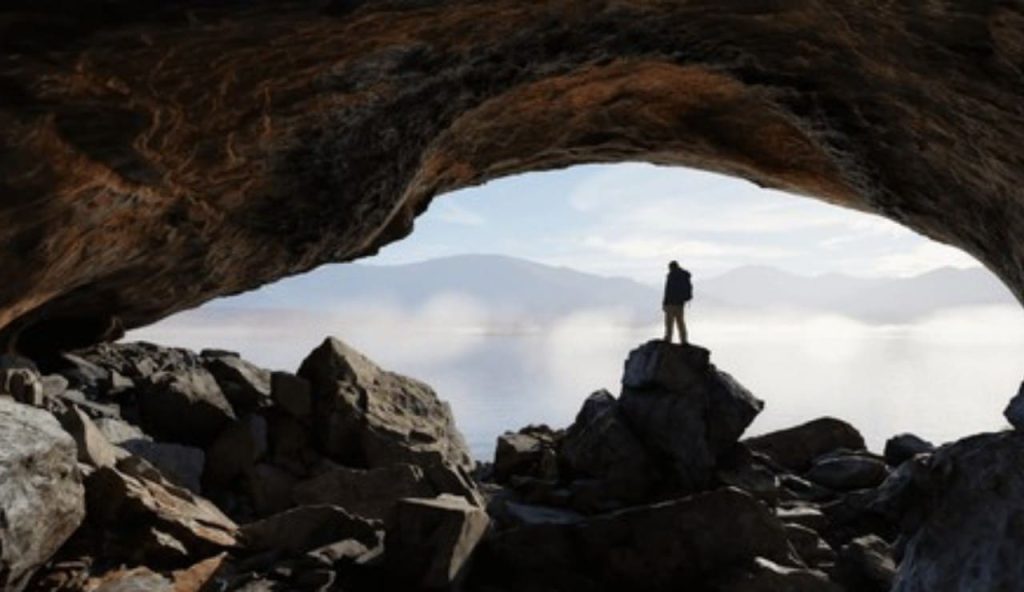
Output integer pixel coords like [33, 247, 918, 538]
[2, 0, 1023, 351]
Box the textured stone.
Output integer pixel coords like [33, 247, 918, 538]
[746, 418, 866, 472]
[835, 535, 896, 592]
[202, 354, 272, 413]
[203, 414, 268, 490]
[239, 505, 381, 558]
[1, 2, 1022, 353]
[57, 405, 120, 468]
[136, 369, 236, 446]
[0, 399, 86, 592]
[293, 463, 437, 521]
[297, 337, 472, 470]
[0, 368, 44, 406]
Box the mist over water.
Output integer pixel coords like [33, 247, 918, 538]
[131, 299, 1024, 460]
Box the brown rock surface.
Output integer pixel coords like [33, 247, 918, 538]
[1, 2, 1023, 351]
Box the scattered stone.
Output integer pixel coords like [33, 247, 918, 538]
[805, 455, 889, 491]
[240, 504, 381, 558]
[883, 433, 934, 467]
[618, 341, 763, 492]
[204, 415, 268, 490]
[57, 405, 120, 468]
[386, 494, 490, 590]
[746, 417, 866, 472]
[834, 535, 896, 592]
[0, 399, 86, 592]
[203, 353, 272, 413]
[136, 369, 236, 446]
[297, 337, 472, 470]
[0, 367, 44, 406]
[481, 488, 800, 591]
[292, 463, 437, 521]
[1002, 382, 1024, 430]
[271, 371, 312, 418]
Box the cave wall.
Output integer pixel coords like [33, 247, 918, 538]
[2, 0, 1023, 351]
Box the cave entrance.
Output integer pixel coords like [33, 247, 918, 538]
[129, 163, 1024, 460]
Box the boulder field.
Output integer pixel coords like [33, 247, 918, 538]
[0, 336, 1022, 591]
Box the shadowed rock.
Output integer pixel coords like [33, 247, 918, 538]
[746, 418, 866, 473]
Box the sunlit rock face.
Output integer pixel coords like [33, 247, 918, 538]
[2, 0, 1023, 351]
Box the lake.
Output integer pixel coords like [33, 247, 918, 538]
[130, 304, 1024, 460]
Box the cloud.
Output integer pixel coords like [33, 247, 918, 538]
[580, 236, 795, 260]
[431, 200, 486, 226]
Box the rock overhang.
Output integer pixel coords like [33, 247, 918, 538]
[2, 0, 1024, 352]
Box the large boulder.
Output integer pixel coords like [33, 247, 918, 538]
[493, 428, 558, 483]
[203, 414, 268, 491]
[297, 337, 472, 470]
[386, 494, 490, 590]
[805, 455, 889, 491]
[202, 352, 272, 413]
[745, 417, 866, 472]
[892, 431, 1024, 591]
[834, 535, 896, 592]
[0, 399, 86, 592]
[479, 487, 800, 591]
[559, 390, 657, 501]
[618, 341, 763, 492]
[135, 369, 237, 446]
[884, 433, 935, 467]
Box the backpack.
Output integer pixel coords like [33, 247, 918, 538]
[680, 270, 693, 302]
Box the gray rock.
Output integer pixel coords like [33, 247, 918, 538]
[95, 416, 150, 445]
[292, 463, 437, 521]
[57, 405, 121, 468]
[746, 417, 866, 472]
[203, 353, 272, 412]
[835, 535, 896, 592]
[386, 494, 490, 590]
[271, 371, 312, 418]
[483, 488, 800, 591]
[40, 374, 70, 399]
[136, 369, 236, 446]
[297, 337, 472, 470]
[884, 433, 934, 467]
[892, 431, 1024, 591]
[0, 367, 44, 406]
[240, 504, 381, 558]
[121, 440, 206, 494]
[618, 340, 763, 492]
[0, 399, 86, 592]
[493, 500, 585, 528]
[805, 455, 889, 491]
[1002, 381, 1024, 430]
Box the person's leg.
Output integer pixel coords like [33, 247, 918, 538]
[663, 306, 674, 342]
[677, 305, 688, 344]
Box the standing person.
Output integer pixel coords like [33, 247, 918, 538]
[663, 260, 692, 344]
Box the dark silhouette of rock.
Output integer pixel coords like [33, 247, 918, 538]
[270, 371, 312, 418]
[784, 523, 837, 567]
[202, 353, 272, 413]
[493, 427, 559, 483]
[0, 399, 86, 592]
[248, 463, 298, 517]
[386, 495, 490, 590]
[891, 431, 1024, 592]
[834, 535, 896, 592]
[883, 433, 935, 467]
[708, 557, 842, 592]
[203, 414, 268, 491]
[136, 369, 237, 446]
[121, 441, 206, 495]
[746, 418, 866, 472]
[805, 455, 889, 491]
[619, 341, 763, 492]
[292, 464, 437, 521]
[297, 337, 472, 470]
[478, 487, 799, 591]
[1002, 382, 1024, 430]
[239, 504, 380, 558]
[777, 504, 829, 533]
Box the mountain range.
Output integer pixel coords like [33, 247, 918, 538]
[205, 254, 1017, 325]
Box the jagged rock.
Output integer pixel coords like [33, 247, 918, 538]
[271, 371, 312, 418]
[240, 505, 381, 558]
[618, 340, 763, 492]
[0, 367, 44, 406]
[834, 535, 896, 592]
[386, 494, 490, 590]
[480, 488, 799, 591]
[248, 463, 299, 517]
[805, 455, 889, 491]
[559, 390, 657, 502]
[708, 557, 842, 592]
[170, 553, 229, 592]
[53, 353, 111, 396]
[0, 399, 86, 592]
[493, 428, 560, 483]
[204, 414, 268, 490]
[785, 523, 837, 567]
[297, 337, 472, 470]
[77, 342, 202, 381]
[136, 369, 237, 446]
[1002, 382, 1024, 430]
[121, 440, 206, 494]
[84, 456, 237, 564]
[57, 405, 120, 468]
[203, 353, 272, 413]
[883, 433, 934, 467]
[891, 431, 1024, 591]
[746, 418, 866, 472]
[716, 446, 782, 505]
[292, 464, 436, 521]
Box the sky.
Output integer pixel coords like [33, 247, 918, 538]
[368, 162, 981, 285]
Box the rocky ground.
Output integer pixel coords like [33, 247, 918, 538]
[1, 337, 1022, 591]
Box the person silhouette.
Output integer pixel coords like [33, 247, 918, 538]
[662, 261, 692, 344]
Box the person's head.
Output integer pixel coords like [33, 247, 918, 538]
[668, 260, 680, 272]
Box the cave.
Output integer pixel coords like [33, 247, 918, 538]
[3, 1, 1024, 591]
